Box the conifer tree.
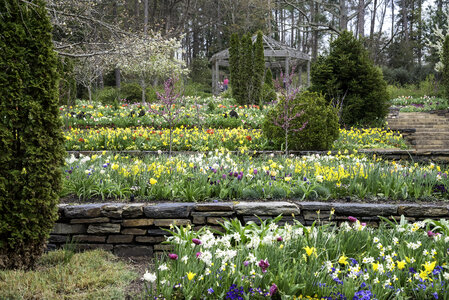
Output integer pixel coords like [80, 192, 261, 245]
[229, 33, 243, 104]
[253, 31, 265, 105]
[242, 34, 254, 105]
[265, 68, 274, 87]
[0, 0, 65, 269]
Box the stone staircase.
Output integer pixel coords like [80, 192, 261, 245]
[387, 111, 449, 152]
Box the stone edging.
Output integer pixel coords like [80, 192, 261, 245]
[49, 201, 449, 257]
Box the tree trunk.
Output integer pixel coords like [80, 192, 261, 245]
[391, 0, 394, 39]
[141, 78, 146, 104]
[291, 6, 295, 47]
[311, 2, 319, 59]
[87, 85, 92, 103]
[340, 0, 348, 31]
[115, 68, 121, 89]
[144, 0, 149, 37]
[370, 0, 377, 40]
[418, 0, 423, 67]
[358, 0, 365, 38]
[402, 0, 408, 42]
[98, 69, 104, 89]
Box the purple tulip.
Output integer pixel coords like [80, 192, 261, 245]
[348, 216, 357, 223]
[258, 259, 270, 273]
[196, 252, 202, 258]
[269, 283, 278, 296]
[169, 253, 178, 260]
[192, 238, 202, 245]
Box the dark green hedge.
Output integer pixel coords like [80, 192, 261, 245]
[0, 0, 65, 269]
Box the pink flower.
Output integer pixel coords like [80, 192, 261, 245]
[168, 253, 178, 260]
[258, 259, 270, 273]
[427, 231, 439, 238]
[348, 216, 357, 223]
[243, 261, 250, 267]
[269, 283, 278, 296]
[192, 238, 202, 245]
[277, 236, 283, 242]
[196, 252, 202, 258]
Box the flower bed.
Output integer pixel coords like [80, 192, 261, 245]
[61, 152, 448, 201]
[142, 215, 449, 299]
[64, 127, 408, 152]
[391, 96, 449, 112]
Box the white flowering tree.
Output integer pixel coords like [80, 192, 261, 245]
[426, 10, 449, 72]
[114, 32, 187, 103]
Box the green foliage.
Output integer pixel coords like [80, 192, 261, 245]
[57, 57, 76, 106]
[311, 31, 390, 126]
[242, 34, 253, 104]
[229, 33, 243, 103]
[263, 91, 339, 150]
[442, 35, 449, 98]
[265, 68, 274, 87]
[387, 75, 443, 99]
[94, 86, 118, 105]
[189, 57, 212, 87]
[261, 83, 277, 103]
[0, 0, 66, 269]
[120, 82, 143, 103]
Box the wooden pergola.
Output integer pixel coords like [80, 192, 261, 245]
[210, 34, 311, 95]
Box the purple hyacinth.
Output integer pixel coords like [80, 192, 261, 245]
[258, 259, 270, 273]
[269, 283, 278, 296]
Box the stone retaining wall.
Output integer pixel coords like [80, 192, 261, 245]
[49, 201, 449, 257]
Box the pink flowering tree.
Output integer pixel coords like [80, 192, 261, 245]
[273, 69, 308, 155]
[148, 77, 183, 156]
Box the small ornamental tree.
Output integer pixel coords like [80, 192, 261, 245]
[0, 0, 65, 269]
[442, 35, 449, 98]
[267, 71, 308, 155]
[311, 31, 389, 126]
[148, 78, 183, 156]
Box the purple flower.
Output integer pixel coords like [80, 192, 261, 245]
[428, 231, 439, 238]
[243, 261, 250, 267]
[222, 174, 227, 179]
[277, 236, 283, 242]
[168, 253, 178, 260]
[237, 174, 243, 180]
[233, 172, 238, 177]
[196, 252, 202, 258]
[192, 238, 202, 245]
[348, 216, 357, 223]
[269, 283, 278, 296]
[253, 169, 258, 175]
[207, 288, 214, 294]
[258, 259, 270, 273]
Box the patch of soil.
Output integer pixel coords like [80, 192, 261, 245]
[121, 256, 152, 299]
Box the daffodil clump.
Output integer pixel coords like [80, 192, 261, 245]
[61, 151, 448, 201]
[60, 97, 263, 129]
[334, 127, 409, 150]
[64, 126, 407, 152]
[391, 96, 449, 112]
[64, 126, 263, 152]
[142, 216, 449, 299]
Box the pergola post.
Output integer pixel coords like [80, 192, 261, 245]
[214, 60, 219, 94]
[307, 60, 311, 87]
[285, 57, 290, 75]
[298, 63, 302, 87]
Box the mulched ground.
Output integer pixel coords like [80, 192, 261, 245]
[120, 256, 152, 299]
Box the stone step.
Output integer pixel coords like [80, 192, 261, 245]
[388, 119, 449, 125]
[412, 139, 449, 146]
[412, 132, 449, 139]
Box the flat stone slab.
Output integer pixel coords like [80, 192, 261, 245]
[107, 235, 134, 244]
[122, 219, 154, 227]
[121, 228, 147, 235]
[398, 204, 449, 217]
[87, 223, 121, 234]
[195, 203, 234, 211]
[122, 204, 144, 218]
[64, 204, 104, 218]
[235, 202, 300, 216]
[297, 202, 333, 211]
[144, 203, 195, 218]
[70, 217, 110, 224]
[72, 235, 106, 243]
[154, 219, 191, 227]
[52, 223, 86, 234]
[101, 203, 124, 218]
[331, 203, 397, 216]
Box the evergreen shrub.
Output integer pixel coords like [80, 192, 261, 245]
[262, 91, 339, 150]
[311, 31, 390, 126]
[0, 0, 66, 269]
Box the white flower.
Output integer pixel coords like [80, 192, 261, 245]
[443, 272, 449, 280]
[142, 271, 157, 282]
[158, 263, 168, 271]
[181, 255, 188, 263]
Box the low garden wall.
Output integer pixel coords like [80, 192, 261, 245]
[49, 201, 449, 257]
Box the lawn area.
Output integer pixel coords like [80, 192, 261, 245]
[0, 250, 137, 299]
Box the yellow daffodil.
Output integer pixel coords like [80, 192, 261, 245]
[150, 178, 157, 185]
[186, 272, 196, 281]
[338, 254, 349, 265]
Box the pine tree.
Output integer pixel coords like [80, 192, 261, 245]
[242, 34, 254, 105]
[0, 0, 65, 269]
[311, 31, 389, 126]
[252, 31, 265, 105]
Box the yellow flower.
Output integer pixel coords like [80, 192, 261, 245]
[150, 178, 157, 185]
[338, 254, 349, 265]
[187, 271, 196, 281]
[397, 260, 406, 270]
[284, 177, 292, 182]
[111, 163, 119, 170]
[280, 244, 284, 249]
[303, 246, 317, 257]
[422, 261, 436, 274]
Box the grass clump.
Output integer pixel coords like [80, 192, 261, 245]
[0, 249, 136, 299]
